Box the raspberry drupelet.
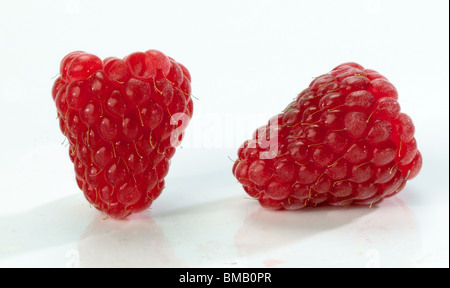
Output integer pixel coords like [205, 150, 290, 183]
[233, 62, 422, 210]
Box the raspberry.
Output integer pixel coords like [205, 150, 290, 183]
[233, 62, 422, 210]
[52, 50, 193, 218]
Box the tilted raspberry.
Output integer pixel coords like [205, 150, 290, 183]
[52, 50, 193, 218]
[233, 62, 422, 210]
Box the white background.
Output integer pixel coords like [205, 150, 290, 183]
[0, 0, 448, 268]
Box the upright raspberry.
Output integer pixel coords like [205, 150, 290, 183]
[233, 63, 422, 210]
[52, 50, 193, 218]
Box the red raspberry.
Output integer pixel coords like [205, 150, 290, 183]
[233, 62, 422, 210]
[52, 50, 193, 218]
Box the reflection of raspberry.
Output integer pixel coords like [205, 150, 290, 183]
[233, 62, 422, 210]
[52, 50, 193, 218]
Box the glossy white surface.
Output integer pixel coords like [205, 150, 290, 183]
[0, 0, 448, 268]
[0, 169, 448, 268]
